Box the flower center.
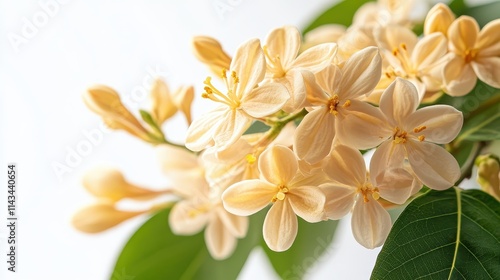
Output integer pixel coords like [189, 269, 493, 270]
[202, 69, 241, 109]
[358, 179, 380, 203]
[326, 95, 350, 115]
[263, 46, 286, 78]
[464, 48, 478, 63]
[391, 43, 417, 78]
[271, 185, 289, 202]
[392, 127, 408, 144]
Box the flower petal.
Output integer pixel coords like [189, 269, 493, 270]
[205, 214, 237, 260]
[314, 64, 342, 98]
[472, 57, 500, 88]
[231, 39, 266, 99]
[287, 185, 326, 223]
[213, 109, 253, 151]
[443, 55, 477, 96]
[222, 179, 276, 216]
[373, 167, 419, 204]
[215, 206, 249, 238]
[265, 26, 301, 70]
[337, 99, 390, 150]
[169, 199, 210, 235]
[259, 145, 298, 185]
[407, 140, 460, 190]
[370, 140, 406, 182]
[379, 78, 419, 126]
[294, 108, 336, 164]
[405, 105, 463, 144]
[339, 46, 382, 99]
[448, 16, 479, 55]
[351, 195, 392, 249]
[263, 200, 298, 252]
[290, 43, 337, 72]
[477, 19, 500, 57]
[319, 183, 356, 220]
[324, 145, 366, 186]
[241, 82, 289, 118]
[412, 32, 448, 71]
[185, 107, 226, 151]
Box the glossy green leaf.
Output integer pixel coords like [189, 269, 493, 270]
[244, 121, 270, 135]
[448, 0, 467, 16]
[456, 102, 500, 144]
[372, 188, 500, 280]
[303, 0, 373, 34]
[262, 218, 338, 279]
[112, 207, 263, 280]
[466, 1, 500, 27]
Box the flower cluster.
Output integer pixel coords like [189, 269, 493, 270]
[74, 0, 500, 260]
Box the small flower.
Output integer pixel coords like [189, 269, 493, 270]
[83, 85, 153, 142]
[222, 145, 325, 252]
[443, 16, 500, 96]
[343, 78, 463, 190]
[186, 39, 289, 152]
[424, 3, 455, 36]
[263, 26, 337, 112]
[83, 166, 169, 202]
[301, 24, 346, 51]
[294, 46, 382, 164]
[320, 145, 417, 248]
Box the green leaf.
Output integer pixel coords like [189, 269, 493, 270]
[465, 1, 500, 27]
[262, 218, 338, 279]
[302, 0, 373, 34]
[371, 188, 500, 280]
[448, 0, 468, 16]
[111, 207, 263, 280]
[456, 102, 500, 144]
[244, 121, 270, 135]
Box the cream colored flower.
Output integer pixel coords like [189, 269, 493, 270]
[186, 39, 289, 152]
[72, 203, 148, 233]
[372, 25, 448, 102]
[342, 78, 463, 190]
[444, 17, 500, 96]
[353, 0, 415, 28]
[424, 3, 455, 36]
[336, 26, 377, 62]
[83, 85, 153, 142]
[320, 145, 418, 248]
[302, 24, 346, 51]
[192, 36, 232, 77]
[263, 26, 337, 112]
[222, 145, 325, 252]
[294, 46, 382, 164]
[150, 79, 194, 125]
[83, 166, 169, 202]
[169, 183, 248, 260]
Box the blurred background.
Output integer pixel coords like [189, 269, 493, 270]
[0, 0, 491, 279]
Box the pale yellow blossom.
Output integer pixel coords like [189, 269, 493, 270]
[222, 145, 325, 252]
[72, 203, 148, 233]
[444, 16, 500, 96]
[342, 78, 463, 190]
[186, 39, 289, 152]
[150, 79, 194, 125]
[353, 0, 415, 28]
[302, 24, 346, 51]
[294, 47, 382, 163]
[424, 3, 455, 36]
[192, 36, 232, 77]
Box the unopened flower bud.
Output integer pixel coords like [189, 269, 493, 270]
[475, 154, 500, 200]
[72, 203, 146, 233]
[83, 85, 152, 142]
[192, 36, 231, 76]
[150, 79, 177, 125]
[83, 167, 168, 202]
[424, 3, 455, 36]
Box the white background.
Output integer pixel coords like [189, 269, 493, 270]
[0, 0, 488, 279]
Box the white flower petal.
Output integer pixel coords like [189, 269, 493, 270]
[472, 57, 500, 88]
[215, 206, 249, 238]
[263, 200, 298, 252]
[259, 145, 298, 185]
[340, 46, 382, 99]
[405, 105, 463, 144]
[213, 109, 253, 151]
[169, 199, 210, 235]
[379, 78, 420, 126]
[241, 83, 289, 118]
[185, 107, 226, 151]
[291, 43, 337, 72]
[205, 214, 237, 260]
[324, 145, 366, 186]
[287, 186, 326, 223]
[351, 195, 392, 249]
[265, 26, 301, 70]
[222, 179, 276, 216]
[231, 39, 266, 99]
[319, 183, 356, 220]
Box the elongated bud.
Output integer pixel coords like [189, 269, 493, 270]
[83, 85, 152, 142]
[72, 203, 147, 233]
[424, 3, 455, 36]
[150, 79, 177, 125]
[83, 167, 169, 201]
[192, 36, 231, 76]
[475, 154, 500, 200]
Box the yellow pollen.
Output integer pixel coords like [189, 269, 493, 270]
[393, 127, 408, 144]
[385, 72, 392, 79]
[464, 49, 477, 63]
[245, 154, 256, 164]
[342, 100, 351, 108]
[271, 186, 289, 202]
[392, 48, 399, 56]
[401, 43, 407, 51]
[418, 135, 426, 142]
[327, 95, 340, 115]
[358, 185, 380, 203]
[413, 126, 427, 133]
[221, 68, 227, 78]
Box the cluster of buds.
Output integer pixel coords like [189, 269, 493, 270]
[75, 0, 500, 260]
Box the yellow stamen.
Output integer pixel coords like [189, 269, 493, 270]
[245, 154, 256, 164]
[464, 49, 478, 63]
[221, 68, 227, 79]
[413, 125, 427, 133]
[271, 186, 289, 202]
[327, 95, 340, 115]
[342, 100, 351, 108]
[393, 127, 408, 144]
[418, 135, 426, 142]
